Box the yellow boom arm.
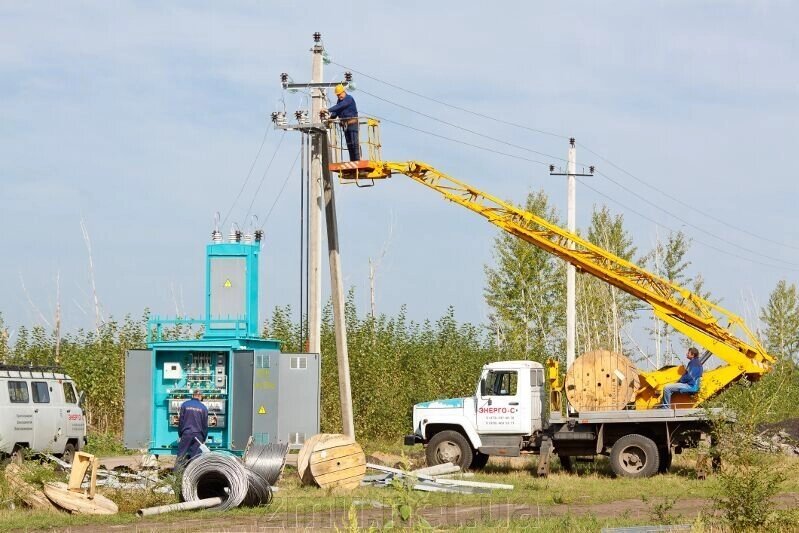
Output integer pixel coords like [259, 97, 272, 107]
[338, 159, 775, 409]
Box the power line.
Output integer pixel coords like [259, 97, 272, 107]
[380, 112, 799, 272]
[244, 132, 286, 222]
[371, 113, 549, 166]
[359, 89, 568, 164]
[334, 61, 799, 256]
[260, 147, 303, 230]
[576, 176, 799, 273]
[221, 122, 271, 227]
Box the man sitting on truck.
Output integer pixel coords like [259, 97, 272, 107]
[660, 347, 703, 408]
[177, 389, 208, 465]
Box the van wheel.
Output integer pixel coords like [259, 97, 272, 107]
[426, 430, 473, 470]
[10, 446, 26, 466]
[62, 443, 77, 465]
[470, 451, 489, 470]
[609, 434, 660, 478]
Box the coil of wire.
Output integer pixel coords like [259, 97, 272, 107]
[243, 442, 289, 486]
[242, 469, 273, 507]
[181, 452, 249, 511]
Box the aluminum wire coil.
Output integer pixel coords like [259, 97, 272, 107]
[242, 469, 273, 507]
[181, 452, 249, 511]
[243, 442, 289, 486]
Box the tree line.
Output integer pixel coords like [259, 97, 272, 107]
[1, 189, 797, 440]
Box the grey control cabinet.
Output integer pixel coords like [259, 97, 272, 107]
[123, 350, 153, 450]
[252, 352, 320, 447]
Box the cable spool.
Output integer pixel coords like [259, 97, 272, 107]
[564, 350, 640, 412]
[298, 434, 366, 492]
[181, 453, 248, 511]
[243, 442, 289, 486]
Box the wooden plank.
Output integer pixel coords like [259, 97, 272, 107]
[44, 482, 118, 515]
[4, 464, 60, 512]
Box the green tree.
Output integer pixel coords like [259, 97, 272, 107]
[760, 280, 799, 361]
[483, 190, 565, 363]
[576, 205, 639, 354]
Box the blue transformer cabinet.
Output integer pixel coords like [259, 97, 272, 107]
[123, 234, 320, 455]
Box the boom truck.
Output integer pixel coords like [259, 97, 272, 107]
[323, 117, 775, 478]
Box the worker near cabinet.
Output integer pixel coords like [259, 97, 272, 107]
[177, 389, 208, 465]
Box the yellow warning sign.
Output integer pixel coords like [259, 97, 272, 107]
[224, 279, 232, 288]
[258, 406, 266, 415]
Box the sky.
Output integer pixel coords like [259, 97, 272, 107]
[1, 1, 797, 358]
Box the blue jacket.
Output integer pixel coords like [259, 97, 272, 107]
[678, 358, 703, 388]
[178, 398, 208, 439]
[328, 94, 358, 120]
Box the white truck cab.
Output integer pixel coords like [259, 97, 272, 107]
[406, 361, 546, 469]
[0, 365, 87, 463]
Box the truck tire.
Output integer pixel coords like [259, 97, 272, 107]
[426, 430, 473, 470]
[470, 451, 489, 470]
[658, 448, 672, 473]
[609, 434, 660, 478]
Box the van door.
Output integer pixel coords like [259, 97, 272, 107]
[61, 381, 84, 445]
[5, 380, 34, 451]
[31, 380, 65, 453]
[476, 369, 527, 434]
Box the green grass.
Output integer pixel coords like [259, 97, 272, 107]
[0, 452, 796, 531]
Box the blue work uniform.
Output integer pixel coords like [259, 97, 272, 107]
[661, 358, 703, 407]
[328, 94, 360, 161]
[177, 398, 208, 461]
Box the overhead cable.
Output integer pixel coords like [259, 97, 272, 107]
[222, 123, 271, 227]
[244, 131, 286, 222]
[259, 147, 303, 230]
[333, 61, 799, 255]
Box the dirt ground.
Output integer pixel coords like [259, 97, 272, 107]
[38, 493, 799, 532]
[759, 418, 799, 441]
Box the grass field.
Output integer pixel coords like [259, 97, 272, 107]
[1, 448, 798, 532]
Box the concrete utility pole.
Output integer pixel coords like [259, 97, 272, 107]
[321, 138, 355, 438]
[308, 34, 324, 355]
[276, 33, 355, 438]
[550, 139, 594, 373]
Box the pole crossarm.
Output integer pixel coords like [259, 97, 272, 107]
[376, 160, 774, 376]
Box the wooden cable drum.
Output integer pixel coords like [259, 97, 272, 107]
[564, 349, 640, 412]
[296, 433, 325, 485]
[304, 433, 366, 492]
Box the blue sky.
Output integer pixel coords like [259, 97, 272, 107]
[1, 2, 797, 356]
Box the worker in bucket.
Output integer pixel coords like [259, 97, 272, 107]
[177, 389, 208, 465]
[327, 84, 360, 161]
[660, 347, 703, 408]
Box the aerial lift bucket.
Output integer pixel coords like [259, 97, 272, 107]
[327, 117, 391, 186]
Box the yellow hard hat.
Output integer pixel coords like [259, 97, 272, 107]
[335, 84, 345, 95]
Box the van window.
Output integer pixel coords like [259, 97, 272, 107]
[32, 382, 50, 403]
[63, 382, 77, 404]
[8, 381, 29, 403]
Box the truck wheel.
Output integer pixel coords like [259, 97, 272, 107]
[62, 443, 77, 465]
[426, 430, 473, 470]
[609, 434, 660, 478]
[470, 452, 489, 470]
[658, 448, 672, 473]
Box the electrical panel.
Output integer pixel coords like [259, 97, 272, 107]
[165, 352, 228, 432]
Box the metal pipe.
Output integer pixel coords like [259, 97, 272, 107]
[136, 497, 223, 517]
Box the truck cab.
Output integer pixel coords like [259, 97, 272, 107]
[405, 361, 546, 469]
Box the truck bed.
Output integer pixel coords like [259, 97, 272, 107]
[549, 407, 729, 425]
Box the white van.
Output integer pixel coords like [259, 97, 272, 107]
[0, 365, 87, 463]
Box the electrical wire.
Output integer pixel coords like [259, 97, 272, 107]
[243, 442, 289, 486]
[181, 452, 249, 511]
[242, 469, 273, 507]
[259, 147, 303, 230]
[575, 175, 799, 272]
[333, 61, 799, 256]
[221, 123, 271, 227]
[243, 131, 286, 221]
